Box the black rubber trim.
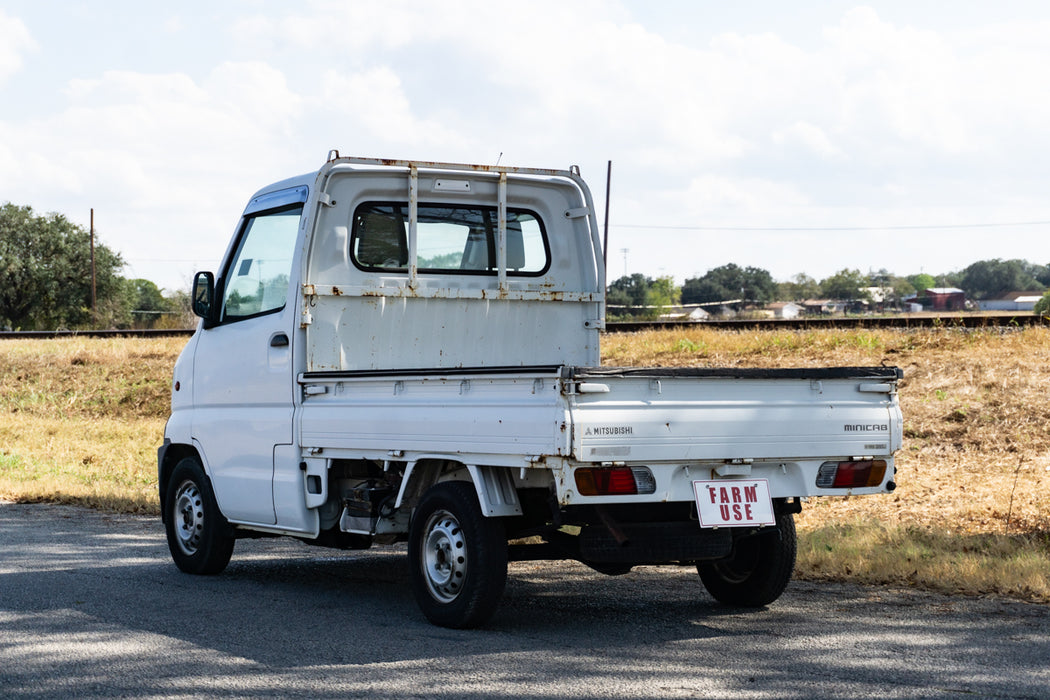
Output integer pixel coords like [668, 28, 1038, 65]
[301, 364, 903, 382]
[300, 365, 564, 381]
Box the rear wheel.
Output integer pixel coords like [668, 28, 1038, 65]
[697, 513, 796, 607]
[164, 457, 234, 575]
[408, 482, 507, 628]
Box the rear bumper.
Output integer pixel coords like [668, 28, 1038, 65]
[551, 457, 896, 507]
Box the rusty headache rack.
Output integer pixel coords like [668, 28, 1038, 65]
[303, 154, 608, 326]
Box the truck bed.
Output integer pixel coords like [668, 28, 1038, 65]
[566, 365, 902, 462]
[298, 364, 902, 476]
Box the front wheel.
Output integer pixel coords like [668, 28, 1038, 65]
[164, 457, 235, 575]
[697, 512, 796, 607]
[408, 481, 507, 628]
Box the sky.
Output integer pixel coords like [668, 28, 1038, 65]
[2, 0, 1050, 293]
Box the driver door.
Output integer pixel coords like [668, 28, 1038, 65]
[191, 188, 305, 525]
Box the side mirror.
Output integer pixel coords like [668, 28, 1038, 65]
[192, 271, 217, 326]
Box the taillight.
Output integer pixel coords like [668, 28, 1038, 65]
[574, 467, 656, 496]
[816, 460, 887, 488]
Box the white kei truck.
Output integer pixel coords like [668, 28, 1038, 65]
[159, 154, 903, 628]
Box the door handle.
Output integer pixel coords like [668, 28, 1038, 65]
[270, 333, 289, 348]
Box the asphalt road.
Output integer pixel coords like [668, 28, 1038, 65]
[1, 502, 1048, 699]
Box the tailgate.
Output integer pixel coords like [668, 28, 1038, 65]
[565, 367, 902, 463]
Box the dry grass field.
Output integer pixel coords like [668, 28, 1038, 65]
[2, 328, 1048, 601]
[605, 327, 1050, 601]
[0, 336, 177, 512]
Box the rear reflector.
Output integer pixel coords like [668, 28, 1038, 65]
[575, 467, 657, 496]
[816, 460, 887, 489]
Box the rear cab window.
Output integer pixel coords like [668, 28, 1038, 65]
[350, 203, 550, 276]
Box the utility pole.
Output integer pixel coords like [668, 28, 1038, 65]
[90, 208, 97, 322]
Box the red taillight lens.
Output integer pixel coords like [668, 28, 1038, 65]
[816, 460, 887, 488]
[574, 467, 655, 496]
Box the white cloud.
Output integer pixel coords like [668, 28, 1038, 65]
[236, 2, 1035, 177]
[0, 10, 35, 83]
[227, 1, 754, 164]
[21, 65, 304, 203]
[204, 61, 302, 131]
[682, 174, 810, 214]
[6, 2, 1050, 291]
[230, 0, 427, 55]
[822, 8, 971, 155]
[213, 4, 1050, 281]
[317, 66, 467, 150]
[773, 122, 843, 159]
[162, 15, 185, 34]
[0, 61, 315, 289]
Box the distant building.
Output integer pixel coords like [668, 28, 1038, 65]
[863, 286, 896, 311]
[979, 291, 1045, 312]
[905, 287, 966, 311]
[765, 302, 803, 319]
[802, 299, 849, 315]
[658, 306, 711, 322]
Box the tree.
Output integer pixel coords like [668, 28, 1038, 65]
[606, 274, 681, 320]
[648, 275, 681, 311]
[128, 278, 172, 329]
[0, 203, 128, 330]
[607, 274, 654, 320]
[938, 271, 963, 289]
[958, 259, 1044, 300]
[868, 268, 893, 288]
[682, 264, 777, 305]
[607, 273, 650, 307]
[96, 279, 136, 329]
[907, 273, 936, 294]
[681, 277, 729, 305]
[819, 268, 869, 300]
[888, 276, 916, 306]
[864, 269, 914, 309]
[1035, 263, 1050, 287]
[777, 273, 820, 301]
[160, 288, 195, 329]
[1035, 290, 1050, 316]
[129, 278, 167, 313]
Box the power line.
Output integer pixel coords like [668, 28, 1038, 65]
[614, 219, 1050, 232]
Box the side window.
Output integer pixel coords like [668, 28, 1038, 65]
[221, 205, 303, 322]
[350, 203, 549, 275]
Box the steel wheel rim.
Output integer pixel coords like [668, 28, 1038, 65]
[422, 509, 466, 603]
[173, 479, 205, 556]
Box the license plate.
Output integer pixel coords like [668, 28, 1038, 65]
[693, 479, 776, 528]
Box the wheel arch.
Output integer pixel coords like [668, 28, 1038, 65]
[157, 441, 206, 524]
[396, 459, 522, 518]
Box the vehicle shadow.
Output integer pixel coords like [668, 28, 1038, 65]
[3, 504, 1049, 699]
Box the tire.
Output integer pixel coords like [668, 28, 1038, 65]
[408, 481, 508, 629]
[164, 457, 235, 575]
[697, 512, 796, 607]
